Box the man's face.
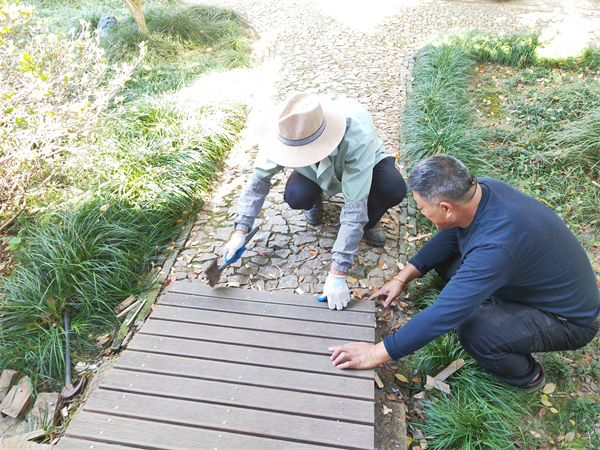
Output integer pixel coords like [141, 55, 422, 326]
[413, 191, 448, 229]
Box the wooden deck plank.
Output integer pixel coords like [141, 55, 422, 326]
[126, 333, 373, 379]
[160, 292, 375, 327]
[140, 317, 362, 355]
[169, 282, 376, 313]
[63, 412, 341, 450]
[151, 304, 375, 341]
[101, 368, 374, 424]
[56, 437, 142, 450]
[116, 351, 374, 400]
[84, 390, 373, 449]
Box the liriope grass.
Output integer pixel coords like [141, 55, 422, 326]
[0, 199, 176, 388]
[421, 371, 537, 450]
[401, 42, 486, 169]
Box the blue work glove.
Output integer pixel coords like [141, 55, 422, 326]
[318, 274, 350, 311]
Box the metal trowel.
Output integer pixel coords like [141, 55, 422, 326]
[206, 226, 260, 287]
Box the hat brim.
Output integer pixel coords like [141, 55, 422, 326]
[256, 96, 347, 168]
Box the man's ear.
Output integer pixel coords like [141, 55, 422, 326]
[439, 201, 453, 218]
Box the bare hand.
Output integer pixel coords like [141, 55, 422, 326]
[328, 342, 391, 370]
[368, 280, 403, 308]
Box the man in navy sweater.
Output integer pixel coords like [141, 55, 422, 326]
[329, 154, 600, 388]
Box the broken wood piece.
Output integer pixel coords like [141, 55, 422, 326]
[1, 377, 31, 418]
[407, 233, 433, 242]
[30, 392, 59, 430]
[116, 300, 141, 318]
[114, 295, 136, 314]
[3, 428, 46, 442]
[433, 358, 465, 382]
[125, 298, 147, 326]
[425, 375, 451, 394]
[0, 370, 20, 402]
[374, 372, 384, 389]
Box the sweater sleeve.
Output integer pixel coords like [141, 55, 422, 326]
[383, 245, 514, 360]
[409, 228, 459, 275]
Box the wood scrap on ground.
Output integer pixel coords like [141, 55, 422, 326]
[424, 358, 466, 394]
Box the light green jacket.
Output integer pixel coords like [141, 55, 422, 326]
[234, 95, 389, 272]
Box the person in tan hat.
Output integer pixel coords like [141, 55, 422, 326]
[222, 92, 407, 310]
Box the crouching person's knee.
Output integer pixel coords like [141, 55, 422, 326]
[456, 313, 494, 361]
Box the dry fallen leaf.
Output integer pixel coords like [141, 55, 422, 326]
[381, 405, 392, 415]
[347, 277, 358, 283]
[395, 374, 409, 383]
[550, 407, 558, 414]
[307, 250, 318, 256]
[565, 432, 575, 442]
[299, 276, 305, 282]
[539, 408, 546, 416]
[541, 400, 553, 407]
[351, 289, 363, 299]
[99, 203, 110, 212]
[543, 383, 556, 394]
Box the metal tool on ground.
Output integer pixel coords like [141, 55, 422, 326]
[60, 311, 84, 400]
[206, 226, 259, 287]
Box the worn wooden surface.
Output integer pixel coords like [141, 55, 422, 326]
[57, 282, 377, 449]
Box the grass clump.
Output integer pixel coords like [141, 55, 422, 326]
[62, 97, 246, 215]
[402, 43, 486, 168]
[443, 31, 542, 67]
[421, 372, 536, 450]
[0, 199, 175, 388]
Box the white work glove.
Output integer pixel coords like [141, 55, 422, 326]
[318, 274, 350, 311]
[222, 232, 246, 262]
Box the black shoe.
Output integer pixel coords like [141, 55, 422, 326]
[521, 364, 546, 390]
[303, 194, 323, 225]
[363, 223, 386, 246]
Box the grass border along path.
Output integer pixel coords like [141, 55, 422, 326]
[400, 31, 600, 449]
[0, 0, 250, 393]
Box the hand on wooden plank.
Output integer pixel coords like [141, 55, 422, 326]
[329, 341, 392, 370]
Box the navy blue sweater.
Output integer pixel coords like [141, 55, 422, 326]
[383, 178, 600, 361]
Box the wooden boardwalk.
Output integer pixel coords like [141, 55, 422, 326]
[57, 282, 377, 450]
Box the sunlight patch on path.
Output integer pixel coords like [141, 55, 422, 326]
[312, 0, 421, 34]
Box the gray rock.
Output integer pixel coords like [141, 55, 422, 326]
[367, 267, 385, 278]
[349, 265, 366, 277]
[270, 235, 292, 248]
[278, 275, 299, 289]
[214, 228, 233, 241]
[319, 237, 335, 248]
[97, 13, 118, 38]
[274, 249, 291, 258]
[292, 233, 317, 245]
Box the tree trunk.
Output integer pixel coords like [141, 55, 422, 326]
[123, 0, 148, 35]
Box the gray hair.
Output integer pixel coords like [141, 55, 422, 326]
[408, 155, 475, 203]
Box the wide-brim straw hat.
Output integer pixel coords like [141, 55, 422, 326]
[257, 92, 347, 168]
